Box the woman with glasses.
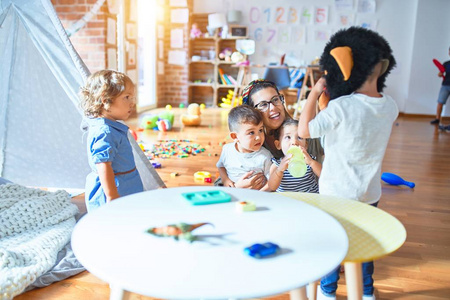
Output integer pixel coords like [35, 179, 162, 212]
[242, 80, 323, 162]
[241, 80, 290, 159]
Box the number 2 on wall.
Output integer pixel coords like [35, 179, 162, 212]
[276, 7, 286, 24]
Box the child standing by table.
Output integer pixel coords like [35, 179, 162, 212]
[268, 119, 320, 193]
[217, 105, 272, 190]
[298, 27, 399, 300]
[80, 70, 143, 212]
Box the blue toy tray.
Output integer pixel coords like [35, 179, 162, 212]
[182, 190, 231, 205]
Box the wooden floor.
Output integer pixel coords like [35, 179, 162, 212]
[16, 108, 450, 300]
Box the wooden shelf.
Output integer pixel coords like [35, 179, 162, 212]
[188, 13, 243, 107]
[188, 82, 214, 87]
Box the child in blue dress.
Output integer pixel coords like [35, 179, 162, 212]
[268, 119, 321, 192]
[80, 70, 143, 211]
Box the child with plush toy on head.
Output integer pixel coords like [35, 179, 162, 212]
[80, 70, 143, 212]
[298, 27, 399, 300]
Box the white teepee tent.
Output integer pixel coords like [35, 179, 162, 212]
[0, 0, 165, 190]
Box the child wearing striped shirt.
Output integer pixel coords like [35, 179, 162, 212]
[268, 119, 321, 193]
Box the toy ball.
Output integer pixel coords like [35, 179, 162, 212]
[179, 103, 185, 108]
[200, 103, 206, 110]
[231, 51, 244, 63]
[157, 119, 172, 132]
[158, 110, 174, 125]
[165, 104, 172, 110]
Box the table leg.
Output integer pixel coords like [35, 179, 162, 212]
[308, 281, 318, 300]
[109, 284, 132, 300]
[289, 286, 307, 300]
[344, 262, 363, 300]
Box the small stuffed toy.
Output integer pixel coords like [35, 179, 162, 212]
[190, 23, 202, 38]
[319, 27, 396, 106]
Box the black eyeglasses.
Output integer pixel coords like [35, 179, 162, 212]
[254, 95, 285, 112]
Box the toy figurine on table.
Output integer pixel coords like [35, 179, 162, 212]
[147, 222, 211, 242]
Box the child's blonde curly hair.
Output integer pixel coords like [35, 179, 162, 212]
[80, 70, 134, 118]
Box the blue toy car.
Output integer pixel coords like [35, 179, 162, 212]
[244, 242, 280, 258]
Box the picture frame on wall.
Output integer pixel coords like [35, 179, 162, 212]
[126, 23, 137, 40]
[127, 43, 136, 66]
[107, 47, 117, 70]
[228, 25, 248, 38]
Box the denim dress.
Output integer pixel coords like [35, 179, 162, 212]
[85, 118, 143, 211]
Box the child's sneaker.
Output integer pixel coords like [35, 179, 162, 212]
[438, 125, 450, 131]
[430, 118, 439, 124]
[363, 295, 376, 300]
[317, 286, 336, 300]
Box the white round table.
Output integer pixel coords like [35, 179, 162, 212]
[72, 187, 348, 300]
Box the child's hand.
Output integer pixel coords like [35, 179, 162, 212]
[278, 154, 292, 172]
[438, 72, 444, 78]
[222, 178, 235, 187]
[235, 171, 267, 189]
[312, 77, 327, 94]
[301, 146, 313, 165]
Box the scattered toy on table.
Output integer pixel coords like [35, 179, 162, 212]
[165, 104, 172, 110]
[244, 242, 281, 258]
[182, 190, 231, 205]
[194, 171, 211, 182]
[190, 23, 202, 38]
[170, 172, 179, 178]
[236, 201, 256, 212]
[179, 103, 185, 108]
[181, 103, 201, 126]
[381, 172, 415, 188]
[200, 103, 206, 110]
[147, 222, 212, 242]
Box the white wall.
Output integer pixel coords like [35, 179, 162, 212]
[407, 0, 450, 117]
[193, 0, 448, 115]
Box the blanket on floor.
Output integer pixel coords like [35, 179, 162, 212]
[0, 184, 78, 299]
